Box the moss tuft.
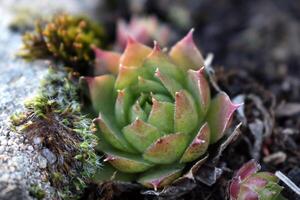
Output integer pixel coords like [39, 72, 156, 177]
[11, 67, 101, 199]
[29, 184, 46, 200]
[19, 13, 106, 73]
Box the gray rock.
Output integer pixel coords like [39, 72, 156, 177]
[37, 155, 48, 169]
[0, 0, 99, 199]
[0, 182, 30, 200]
[42, 148, 57, 165]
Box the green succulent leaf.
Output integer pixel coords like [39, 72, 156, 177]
[180, 122, 210, 163]
[206, 92, 241, 144]
[123, 119, 162, 152]
[104, 150, 154, 173]
[94, 115, 136, 153]
[169, 29, 204, 71]
[143, 132, 189, 164]
[174, 90, 198, 134]
[81, 75, 116, 115]
[115, 89, 133, 127]
[147, 98, 174, 134]
[138, 164, 184, 190]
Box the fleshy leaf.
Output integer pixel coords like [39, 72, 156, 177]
[253, 172, 279, 183]
[138, 164, 184, 190]
[143, 42, 184, 83]
[115, 89, 133, 127]
[180, 123, 210, 163]
[143, 132, 188, 164]
[174, 90, 198, 134]
[147, 98, 174, 133]
[257, 182, 283, 200]
[81, 75, 115, 114]
[115, 65, 139, 90]
[206, 92, 241, 144]
[120, 37, 152, 67]
[187, 67, 210, 119]
[137, 76, 168, 94]
[155, 69, 183, 98]
[169, 29, 204, 71]
[103, 150, 153, 173]
[151, 94, 173, 103]
[235, 159, 260, 181]
[129, 100, 147, 122]
[123, 119, 162, 152]
[93, 47, 120, 75]
[237, 185, 259, 200]
[93, 163, 137, 182]
[94, 115, 136, 153]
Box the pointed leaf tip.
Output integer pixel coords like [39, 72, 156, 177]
[120, 37, 152, 67]
[183, 28, 195, 44]
[180, 123, 210, 163]
[236, 159, 261, 181]
[207, 92, 240, 144]
[169, 29, 204, 71]
[143, 133, 188, 164]
[94, 47, 120, 75]
[138, 165, 184, 189]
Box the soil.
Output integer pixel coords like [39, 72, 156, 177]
[85, 0, 300, 199]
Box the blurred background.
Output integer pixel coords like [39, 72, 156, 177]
[0, 0, 300, 199]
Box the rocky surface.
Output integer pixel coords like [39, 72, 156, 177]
[0, 0, 97, 199]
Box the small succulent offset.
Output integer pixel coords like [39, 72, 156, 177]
[82, 30, 240, 189]
[20, 13, 105, 71]
[230, 160, 284, 200]
[116, 16, 171, 50]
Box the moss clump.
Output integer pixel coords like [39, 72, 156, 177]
[29, 184, 46, 200]
[12, 67, 101, 199]
[19, 13, 106, 72]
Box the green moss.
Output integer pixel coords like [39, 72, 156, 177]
[19, 13, 106, 73]
[11, 67, 101, 199]
[29, 184, 46, 200]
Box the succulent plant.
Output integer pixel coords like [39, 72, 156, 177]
[116, 16, 171, 50]
[230, 160, 284, 200]
[20, 13, 105, 71]
[82, 30, 240, 189]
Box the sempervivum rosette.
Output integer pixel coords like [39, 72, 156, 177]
[230, 160, 283, 200]
[81, 30, 240, 189]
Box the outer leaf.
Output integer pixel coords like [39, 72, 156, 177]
[94, 115, 136, 153]
[93, 163, 137, 182]
[235, 159, 260, 181]
[81, 75, 115, 115]
[104, 151, 153, 173]
[119, 37, 152, 67]
[143, 132, 188, 164]
[180, 123, 210, 163]
[93, 47, 120, 75]
[123, 119, 162, 152]
[174, 90, 198, 134]
[169, 29, 204, 71]
[147, 98, 174, 133]
[187, 67, 210, 119]
[138, 164, 184, 190]
[257, 182, 283, 200]
[237, 185, 259, 200]
[115, 65, 139, 90]
[206, 92, 241, 144]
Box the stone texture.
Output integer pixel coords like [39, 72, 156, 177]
[0, 0, 99, 199]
